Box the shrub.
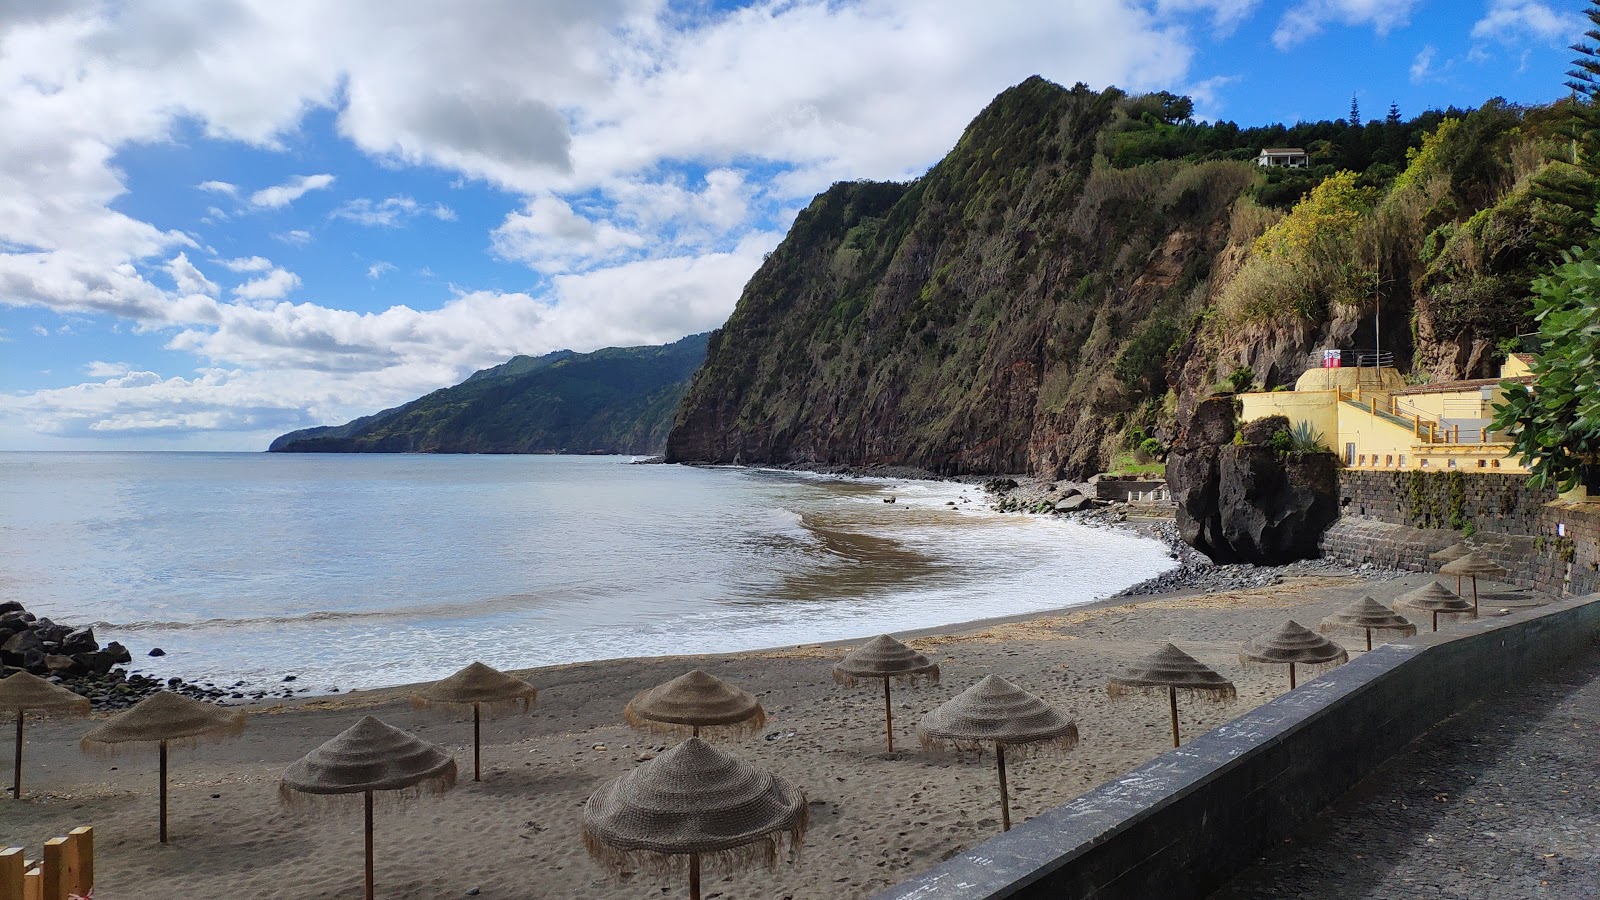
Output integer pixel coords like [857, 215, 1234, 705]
[1269, 429, 1293, 454]
[1287, 420, 1328, 454]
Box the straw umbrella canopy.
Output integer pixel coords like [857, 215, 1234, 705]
[1319, 596, 1418, 652]
[1395, 581, 1475, 632]
[917, 675, 1079, 832]
[832, 635, 940, 753]
[280, 716, 456, 900]
[583, 737, 806, 900]
[1430, 542, 1474, 593]
[1239, 621, 1348, 691]
[625, 670, 765, 739]
[411, 661, 536, 782]
[79, 691, 246, 842]
[0, 671, 90, 799]
[1106, 643, 1235, 748]
[1440, 553, 1508, 617]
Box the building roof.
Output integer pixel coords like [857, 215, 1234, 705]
[1391, 375, 1534, 396]
[1258, 148, 1307, 154]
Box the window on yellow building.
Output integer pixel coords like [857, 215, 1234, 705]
[1420, 459, 1430, 467]
[1358, 454, 1366, 466]
[1385, 454, 1393, 466]
[1398, 454, 1407, 467]
[1447, 459, 1457, 468]
[1492, 459, 1501, 468]
[1477, 459, 1486, 468]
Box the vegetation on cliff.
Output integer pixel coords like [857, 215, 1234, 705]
[270, 333, 708, 454]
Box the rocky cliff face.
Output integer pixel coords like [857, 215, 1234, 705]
[668, 79, 1255, 476]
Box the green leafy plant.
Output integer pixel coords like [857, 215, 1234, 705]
[1491, 217, 1600, 490]
[1225, 365, 1256, 394]
[1269, 429, 1293, 454]
[1287, 420, 1328, 454]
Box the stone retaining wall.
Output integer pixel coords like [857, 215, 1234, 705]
[874, 595, 1600, 900]
[1329, 471, 1600, 597]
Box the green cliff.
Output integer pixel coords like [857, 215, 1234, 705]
[270, 333, 709, 454]
[666, 78, 1566, 477]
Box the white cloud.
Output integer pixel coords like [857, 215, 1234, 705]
[275, 229, 313, 246]
[1410, 45, 1436, 83]
[221, 255, 273, 272]
[1157, 0, 1261, 34]
[1272, 0, 1422, 49]
[1471, 1, 1582, 48]
[166, 252, 220, 297]
[84, 360, 131, 377]
[367, 261, 395, 279]
[331, 195, 456, 227]
[248, 173, 335, 209]
[232, 268, 301, 301]
[197, 180, 237, 195]
[490, 194, 648, 273]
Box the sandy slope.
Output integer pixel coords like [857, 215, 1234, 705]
[6, 570, 1449, 899]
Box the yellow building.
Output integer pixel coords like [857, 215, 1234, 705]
[1237, 353, 1534, 473]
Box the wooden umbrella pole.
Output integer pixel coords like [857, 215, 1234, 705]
[1168, 685, 1181, 748]
[1432, 610, 1439, 632]
[473, 702, 482, 782]
[883, 677, 894, 753]
[1365, 628, 1373, 652]
[1288, 662, 1297, 691]
[159, 740, 169, 843]
[12, 710, 22, 799]
[1470, 578, 1479, 618]
[364, 789, 375, 900]
[692, 725, 699, 738]
[689, 852, 701, 900]
[996, 744, 1011, 832]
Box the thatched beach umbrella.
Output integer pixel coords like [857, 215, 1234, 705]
[1395, 581, 1475, 632]
[411, 661, 536, 782]
[280, 716, 456, 900]
[917, 675, 1079, 832]
[1106, 643, 1235, 748]
[1430, 542, 1473, 594]
[80, 691, 246, 842]
[1440, 552, 1508, 618]
[0, 671, 90, 799]
[625, 670, 765, 739]
[583, 737, 806, 900]
[1239, 621, 1348, 691]
[832, 635, 940, 752]
[1319, 596, 1418, 652]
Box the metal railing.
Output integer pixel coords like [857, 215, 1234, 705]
[1335, 388, 1503, 445]
[1308, 349, 1395, 369]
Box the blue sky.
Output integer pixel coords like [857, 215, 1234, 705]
[0, 0, 1585, 450]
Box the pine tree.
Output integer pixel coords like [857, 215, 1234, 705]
[1386, 102, 1401, 125]
[1532, 1, 1600, 247]
[1348, 94, 1361, 128]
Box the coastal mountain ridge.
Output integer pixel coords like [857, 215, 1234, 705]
[666, 77, 1558, 477]
[269, 333, 708, 454]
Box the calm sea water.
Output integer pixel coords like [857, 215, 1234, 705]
[0, 453, 1174, 693]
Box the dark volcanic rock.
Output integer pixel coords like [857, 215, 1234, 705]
[1166, 396, 1339, 565]
[1217, 446, 1340, 564]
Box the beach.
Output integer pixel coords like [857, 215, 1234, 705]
[7, 565, 1435, 900]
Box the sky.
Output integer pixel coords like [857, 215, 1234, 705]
[0, 0, 1588, 451]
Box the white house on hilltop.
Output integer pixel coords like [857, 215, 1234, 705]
[1256, 148, 1309, 168]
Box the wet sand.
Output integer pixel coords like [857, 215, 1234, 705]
[6, 569, 1462, 899]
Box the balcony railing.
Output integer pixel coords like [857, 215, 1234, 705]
[1308, 349, 1394, 369]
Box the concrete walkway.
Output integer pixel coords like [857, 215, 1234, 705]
[1211, 647, 1600, 899]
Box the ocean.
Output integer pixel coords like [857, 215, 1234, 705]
[0, 453, 1175, 693]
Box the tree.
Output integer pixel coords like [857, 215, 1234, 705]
[1386, 103, 1401, 125]
[1349, 94, 1361, 128]
[1531, 1, 1600, 245]
[1490, 218, 1600, 490]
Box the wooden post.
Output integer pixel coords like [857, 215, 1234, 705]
[64, 829, 91, 899]
[1432, 610, 1439, 632]
[883, 677, 894, 754]
[21, 862, 39, 900]
[2, 848, 23, 900]
[12, 711, 22, 800]
[1167, 685, 1180, 748]
[364, 790, 375, 900]
[1288, 662, 1297, 691]
[1365, 627, 1373, 652]
[158, 740, 168, 844]
[40, 840, 65, 900]
[996, 744, 1011, 832]
[689, 852, 701, 900]
[473, 702, 481, 782]
[1469, 577, 1480, 618]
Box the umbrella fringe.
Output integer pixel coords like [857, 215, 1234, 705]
[277, 765, 457, 815]
[409, 694, 535, 720]
[581, 809, 808, 878]
[623, 705, 767, 737]
[10, 697, 93, 718]
[79, 713, 246, 756]
[918, 727, 1080, 760]
[1317, 622, 1417, 639]
[831, 667, 940, 688]
[1106, 681, 1236, 702]
[1237, 654, 1349, 674]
